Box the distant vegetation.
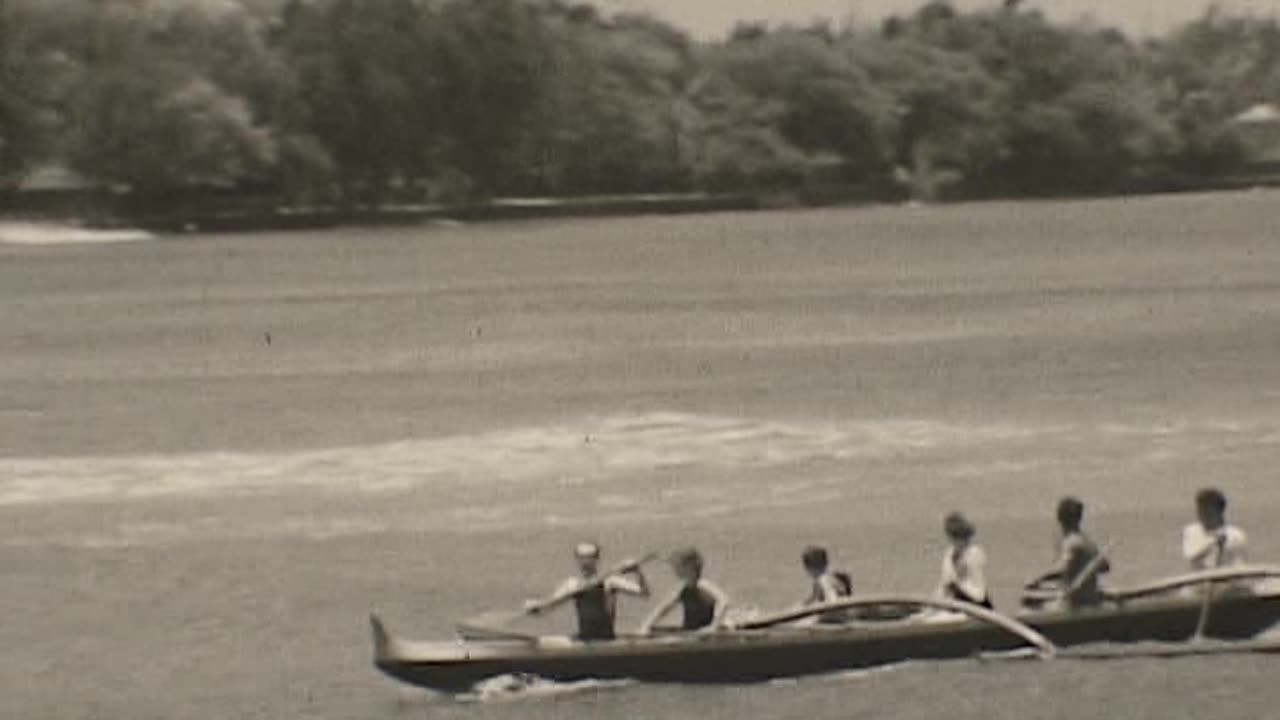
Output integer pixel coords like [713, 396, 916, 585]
[2, 0, 1279, 209]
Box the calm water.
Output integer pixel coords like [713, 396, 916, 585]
[4, 191, 1280, 718]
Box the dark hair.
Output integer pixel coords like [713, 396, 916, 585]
[1196, 488, 1227, 514]
[802, 545, 829, 570]
[669, 547, 704, 573]
[944, 512, 976, 540]
[1057, 497, 1084, 527]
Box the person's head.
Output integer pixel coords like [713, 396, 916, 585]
[574, 542, 602, 575]
[1195, 488, 1227, 528]
[1056, 497, 1084, 531]
[669, 547, 703, 583]
[801, 546, 829, 577]
[944, 512, 976, 547]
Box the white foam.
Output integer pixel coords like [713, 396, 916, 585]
[458, 674, 634, 703]
[6, 412, 1274, 510]
[0, 221, 152, 245]
[1, 515, 394, 549]
[2, 413, 1068, 508]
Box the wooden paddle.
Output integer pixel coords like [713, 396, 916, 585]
[1064, 540, 1115, 598]
[1192, 535, 1228, 641]
[1023, 540, 1115, 607]
[455, 552, 658, 641]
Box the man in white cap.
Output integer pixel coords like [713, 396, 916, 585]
[524, 542, 649, 641]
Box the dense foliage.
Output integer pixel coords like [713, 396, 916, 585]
[1, 0, 1278, 205]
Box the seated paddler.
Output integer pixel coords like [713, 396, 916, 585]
[638, 547, 730, 635]
[936, 512, 992, 609]
[1183, 487, 1248, 571]
[1023, 497, 1111, 609]
[798, 545, 853, 623]
[524, 542, 649, 641]
[1182, 487, 1252, 595]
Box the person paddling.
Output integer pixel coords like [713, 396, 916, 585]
[799, 545, 853, 623]
[936, 512, 992, 609]
[524, 542, 649, 641]
[1183, 487, 1248, 571]
[1024, 497, 1110, 608]
[639, 547, 730, 634]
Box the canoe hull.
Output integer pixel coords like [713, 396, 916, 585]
[374, 591, 1280, 693]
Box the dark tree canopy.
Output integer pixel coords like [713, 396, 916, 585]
[1, 0, 1276, 204]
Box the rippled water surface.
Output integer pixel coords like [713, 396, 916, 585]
[4, 192, 1280, 719]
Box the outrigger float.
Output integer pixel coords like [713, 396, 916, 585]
[370, 566, 1280, 694]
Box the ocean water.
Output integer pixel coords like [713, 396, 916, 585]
[4, 191, 1280, 718]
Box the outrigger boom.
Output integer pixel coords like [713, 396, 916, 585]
[371, 566, 1280, 694]
[735, 594, 1057, 656]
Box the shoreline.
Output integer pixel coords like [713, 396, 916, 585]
[136, 192, 766, 234]
[122, 173, 1280, 235]
[6, 171, 1280, 237]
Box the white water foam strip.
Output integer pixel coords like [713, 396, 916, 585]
[3, 412, 1276, 548]
[0, 413, 1072, 508]
[2, 515, 397, 549]
[0, 222, 152, 245]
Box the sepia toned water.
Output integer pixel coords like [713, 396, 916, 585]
[4, 191, 1280, 719]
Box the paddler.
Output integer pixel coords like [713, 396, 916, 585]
[1183, 487, 1248, 570]
[799, 545, 853, 623]
[638, 547, 730, 634]
[1023, 497, 1110, 608]
[523, 542, 650, 641]
[936, 512, 992, 608]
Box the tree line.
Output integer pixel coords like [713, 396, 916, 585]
[2, 0, 1278, 208]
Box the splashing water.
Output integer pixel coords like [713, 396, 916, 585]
[457, 674, 636, 704]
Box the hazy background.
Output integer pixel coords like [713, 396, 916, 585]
[602, 0, 1280, 37]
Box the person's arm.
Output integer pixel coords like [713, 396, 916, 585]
[817, 574, 843, 602]
[637, 586, 682, 635]
[524, 578, 579, 615]
[605, 567, 650, 599]
[700, 579, 732, 630]
[627, 564, 651, 598]
[937, 552, 956, 599]
[1028, 542, 1069, 588]
[1183, 525, 1221, 565]
[954, 547, 988, 602]
[1026, 570, 1061, 589]
[1096, 552, 1112, 575]
[1055, 536, 1080, 578]
[1230, 528, 1248, 562]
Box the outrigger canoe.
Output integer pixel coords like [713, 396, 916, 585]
[371, 566, 1280, 693]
